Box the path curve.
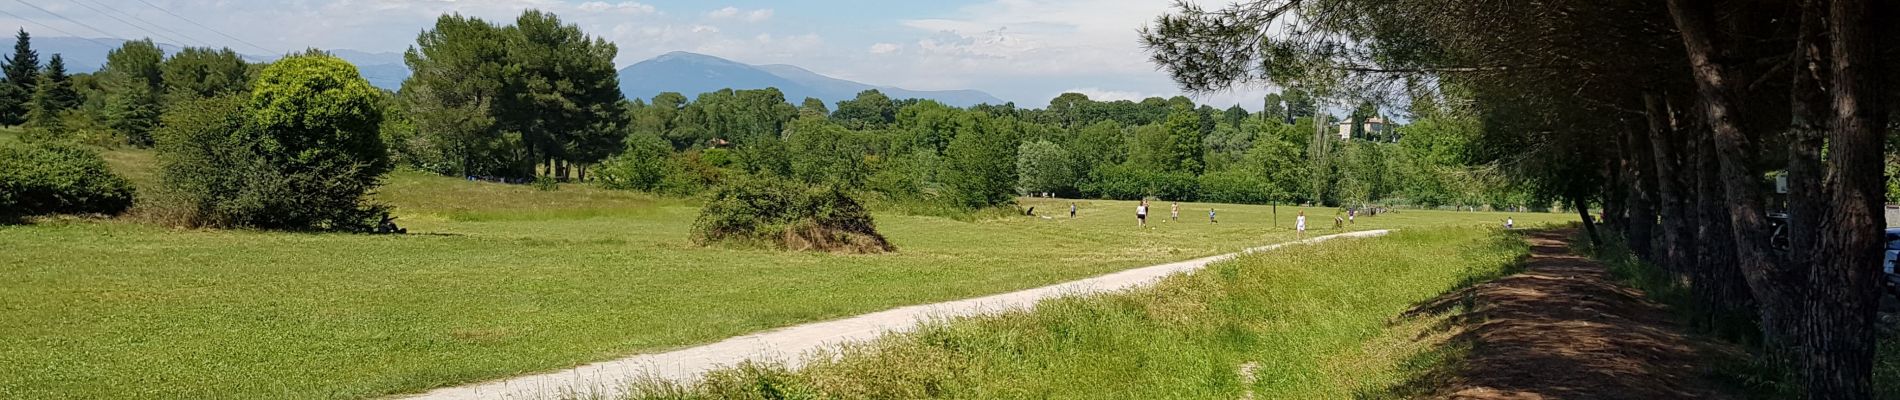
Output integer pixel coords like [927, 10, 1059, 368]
[402, 230, 1393, 400]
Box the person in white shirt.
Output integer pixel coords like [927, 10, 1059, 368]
[1505, 217, 1515, 230]
[1137, 201, 1149, 227]
[1296, 211, 1308, 239]
[1170, 202, 1180, 222]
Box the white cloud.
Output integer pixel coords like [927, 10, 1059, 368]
[1063, 88, 1155, 102]
[576, 2, 657, 14]
[868, 42, 900, 54]
[707, 6, 772, 22]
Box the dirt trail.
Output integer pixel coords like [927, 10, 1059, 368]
[1430, 230, 1738, 399]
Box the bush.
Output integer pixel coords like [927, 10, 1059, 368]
[0, 142, 135, 220]
[1197, 169, 1273, 204]
[691, 176, 894, 253]
[1081, 164, 1198, 201]
[152, 55, 391, 231]
[597, 133, 672, 192]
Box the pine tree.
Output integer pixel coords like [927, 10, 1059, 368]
[0, 29, 34, 125]
[40, 54, 78, 111]
[22, 81, 66, 142]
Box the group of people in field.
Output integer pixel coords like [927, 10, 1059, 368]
[1128, 200, 1220, 228]
[1059, 200, 1519, 237]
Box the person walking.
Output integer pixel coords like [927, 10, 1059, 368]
[1348, 208, 1356, 225]
[1209, 208, 1218, 224]
[1296, 211, 1308, 239]
[1170, 202, 1180, 222]
[1069, 202, 1078, 219]
[1137, 201, 1149, 227]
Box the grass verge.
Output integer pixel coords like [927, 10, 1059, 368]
[622, 228, 1530, 399]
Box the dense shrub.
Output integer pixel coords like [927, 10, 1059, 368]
[0, 142, 135, 220]
[152, 55, 391, 231]
[1197, 169, 1273, 204]
[940, 113, 1019, 209]
[597, 133, 672, 191]
[1081, 164, 1198, 201]
[691, 176, 894, 253]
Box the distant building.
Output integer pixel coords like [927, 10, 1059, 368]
[1336, 117, 1391, 141]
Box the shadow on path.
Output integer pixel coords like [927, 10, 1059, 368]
[1372, 229, 1740, 400]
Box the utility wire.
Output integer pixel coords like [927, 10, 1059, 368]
[0, 7, 110, 47]
[126, 0, 271, 54]
[77, 0, 207, 50]
[10, 0, 120, 41]
[62, 0, 194, 48]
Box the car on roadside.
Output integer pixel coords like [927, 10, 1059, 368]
[1885, 229, 1900, 296]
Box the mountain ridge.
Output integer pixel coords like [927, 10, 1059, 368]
[28, 38, 1005, 107]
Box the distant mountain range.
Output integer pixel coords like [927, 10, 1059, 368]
[33, 37, 413, 89]
[617, 51, 1004, 107]
[31, 38, 1003, 107]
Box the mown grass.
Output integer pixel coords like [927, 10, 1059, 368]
[0, 155, 1571, 399]
[624, 228, 1531, 399]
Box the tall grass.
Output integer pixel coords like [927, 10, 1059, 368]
[624, 228, 1531, 399]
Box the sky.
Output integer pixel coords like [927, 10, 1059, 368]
[0, 0, 1277, 109]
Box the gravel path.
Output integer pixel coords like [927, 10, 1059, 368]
[400, 230, 1392, 400]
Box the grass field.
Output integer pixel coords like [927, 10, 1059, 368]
[628, 228, 1530, 399]
[0, 152, 1573, 399]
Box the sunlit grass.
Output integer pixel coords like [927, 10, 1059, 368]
[625, 228, 1530, 399]
[0, 156, 1571, 399]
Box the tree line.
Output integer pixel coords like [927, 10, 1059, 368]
[1141, 0, 1899, 396]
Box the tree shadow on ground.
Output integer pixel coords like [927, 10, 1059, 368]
[1357, 229, 1745, 400]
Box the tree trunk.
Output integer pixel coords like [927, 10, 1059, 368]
[1694, 121, 1755, 337]
[1666, 0, 1802, 354]
[1646, 93, 1692, 277]
[1800, 0, 1886, 395]
[1575, 193, 1601, 247]
[1624, 112, 1661, 263]
[1649, 92, 1694, 278]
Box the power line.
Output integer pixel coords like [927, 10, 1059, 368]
[10, 0, 120, 41]
[125, 0, 271, 55]
[0, 7, 110, 48]
[58, 0, 190, 48]
[63, 0, 192, 47]
[75, 0, 207, 49]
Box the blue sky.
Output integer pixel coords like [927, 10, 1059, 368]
[0, 0, 1273, 108]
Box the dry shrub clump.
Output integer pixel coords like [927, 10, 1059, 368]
[691, 176, 894, 253]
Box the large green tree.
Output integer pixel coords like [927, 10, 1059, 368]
[161, 47, 251, 102]
[832, 89, 897, 129]
[499, 10, 626, 179]
[401, 13, 511, 176]
[941, 112, 1021, 209]
[102, 39, 165, 147]
[242, 54, 390, 229]
[1016, 140, 1076, 195]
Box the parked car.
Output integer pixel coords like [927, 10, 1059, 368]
[1885, 229, 1900, 296]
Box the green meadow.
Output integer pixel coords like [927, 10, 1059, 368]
[0, 151, 1569, 399]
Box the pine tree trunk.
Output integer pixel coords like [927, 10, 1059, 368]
[1666, 0, 1802, 355]
[1800, 0, 1886, 395]
[1647, 92, 1693, 277]
[1624, 107, 1661, 263]
[1692, 114, 1754, 336]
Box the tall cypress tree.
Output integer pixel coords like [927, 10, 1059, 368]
[0, 29, 34, 125]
